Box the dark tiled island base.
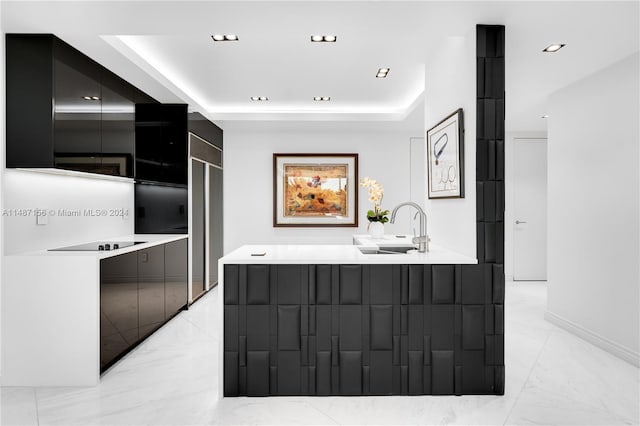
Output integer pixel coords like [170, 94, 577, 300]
[223, 263, 504, 396]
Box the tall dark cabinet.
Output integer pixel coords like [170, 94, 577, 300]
[133, 109, 224, 303]
[188, 121, 224, 301]
[133, 104, 190, 235]
[6, 34, 156, 177]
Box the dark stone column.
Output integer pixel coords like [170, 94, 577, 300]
[475, 24, 506, 395]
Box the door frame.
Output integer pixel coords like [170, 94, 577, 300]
[504, 132, 547, 282]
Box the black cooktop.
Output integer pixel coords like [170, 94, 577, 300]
[49, 241, 147, 251]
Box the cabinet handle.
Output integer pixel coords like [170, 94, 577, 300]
[515, 220, 527, 225]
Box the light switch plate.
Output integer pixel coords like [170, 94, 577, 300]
[36, 212, 48, 225]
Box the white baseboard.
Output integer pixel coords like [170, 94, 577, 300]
[545, 310, 639, 367]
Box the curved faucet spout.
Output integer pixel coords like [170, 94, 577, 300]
[390, 201, 429, 252]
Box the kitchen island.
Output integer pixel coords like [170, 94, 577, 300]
[219, 243, 505, 397]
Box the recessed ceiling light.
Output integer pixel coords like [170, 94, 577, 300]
[211, 34, 239, 42]
[543, 43, 565, 53]
[313, 96, 330, 101]
[310, 35, 337, 43]
[541, 114, 549, 118]
[250, 96, 268, 101]
[91, 96, 100, 101]
[83, 96, 100, 101]
[376, 67, 390, 78]
[83, 96, 92, 100]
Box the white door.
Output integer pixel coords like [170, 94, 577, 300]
[513, 138, 547, 281]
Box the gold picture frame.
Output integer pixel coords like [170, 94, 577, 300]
[273, 153, 358, 227]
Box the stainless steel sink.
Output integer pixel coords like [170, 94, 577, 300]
[358, 246, 417, 255]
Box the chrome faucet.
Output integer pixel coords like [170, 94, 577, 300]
[390, 201, 429, 252]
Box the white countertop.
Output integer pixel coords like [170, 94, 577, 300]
[8, 234, 188, 259]
[353, 234, 420, 247]
[220, 243, 477, 265]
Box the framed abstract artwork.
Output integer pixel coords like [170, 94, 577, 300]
[273, 153, 358, 227]
[427, 108, 465, 199]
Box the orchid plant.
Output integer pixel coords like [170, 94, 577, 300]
[360, 177, 389, 224]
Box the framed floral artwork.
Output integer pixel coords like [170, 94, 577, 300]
[427, 108, 465, 199]
[273, 153, 358, 227]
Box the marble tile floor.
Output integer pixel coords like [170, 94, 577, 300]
[1, 282, 638, 426]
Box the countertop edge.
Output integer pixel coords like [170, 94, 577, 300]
[5, 234, 188, 258]
[219, 244, 477, 265]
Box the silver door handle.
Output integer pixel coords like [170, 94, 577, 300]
[515, 220, 527, 225]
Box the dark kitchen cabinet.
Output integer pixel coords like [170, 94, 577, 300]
[6, 34, 156, 177]
[53, 49, 102, 170]
[99, 70, 144, 177]
[138, 245, 166, 338]
[100, 238, 188, 372]
[135, 104, 188, 185]
[164, 239, 188, 319]
[100, 251, 139, 371]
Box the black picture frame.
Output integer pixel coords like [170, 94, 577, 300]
[426, 108, 465, 199]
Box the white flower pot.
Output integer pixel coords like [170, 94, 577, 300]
[368, 221, 384, 239]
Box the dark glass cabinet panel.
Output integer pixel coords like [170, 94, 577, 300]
[188, 112, 223, 149]
[165, 239, 188, 317]
[138, 245, 165, 338]
[100, 251, 138, 370]
[192, 160, 206, 300]
[6, 34, 156, 178]
[135, 104, 188, 185]
[209, 166, 223, 287]
[53, 45, 102, 172]
[99, 70, 136, 177]
[100, 239, 188, 372]
[6, 35, 56, 168]
[134, 184, 188, 234]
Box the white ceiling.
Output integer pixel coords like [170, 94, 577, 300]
[2, 1, 639, 132]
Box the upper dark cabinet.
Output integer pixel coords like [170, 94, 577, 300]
[135, 104, 188, 185]
[53, 49, 102, 172]
[188, 112, 223, 150]
[6, 34, 156, 178]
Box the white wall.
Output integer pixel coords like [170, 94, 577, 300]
[424, 30, 477, 259]
[0, 12, 5, 378]
[546, 53, 640, 365]
[223, 118, 422, 253]
[2, 170, 134, 255]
